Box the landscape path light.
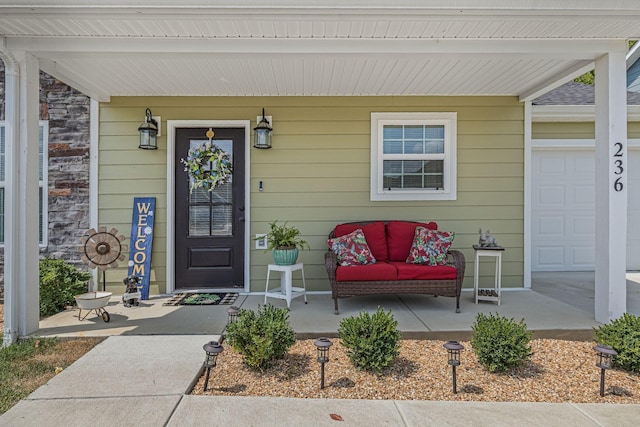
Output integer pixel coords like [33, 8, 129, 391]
[593, 344, 617, 397]
[227, 306, 240, 325]
[314, 337, 333, 389]
[202, 340, 224, 392]
[443, 340, 464, 394]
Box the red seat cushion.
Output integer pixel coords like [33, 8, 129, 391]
[386, 221, 438, 262]
[336, 262, 398, 282]
[391, 262, 458, 280]
[334, 221, 388, 261]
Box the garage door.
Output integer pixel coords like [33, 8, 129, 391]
[532, 148, 640, 271]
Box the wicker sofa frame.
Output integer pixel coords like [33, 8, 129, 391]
[325, 221, 466, 314]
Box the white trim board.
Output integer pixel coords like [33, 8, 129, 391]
[166, 120, 251, 294]
[89, 99, 100, 291]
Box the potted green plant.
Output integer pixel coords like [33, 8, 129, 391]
[264, 220, 309, 265]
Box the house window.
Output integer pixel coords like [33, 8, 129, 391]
[0, 122, 48, 245]
[370, 112, 457, 201]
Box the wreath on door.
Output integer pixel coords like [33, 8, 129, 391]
[181, 128, 233, 193]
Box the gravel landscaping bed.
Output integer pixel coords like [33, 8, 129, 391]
[193, 338, 640, 404]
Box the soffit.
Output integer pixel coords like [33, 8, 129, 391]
[1, 2, 639, 101]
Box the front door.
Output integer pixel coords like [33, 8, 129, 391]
[175, 127, 245, 289]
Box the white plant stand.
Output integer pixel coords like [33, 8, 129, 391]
[473, 245, 504, 305]
[264, 263, 308, 308]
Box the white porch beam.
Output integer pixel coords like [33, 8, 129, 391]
[38, 58, 111, 102]
[1, 50, 41, 344]
[594, 44, 628, 323]
[6, 37, 621, 58]
[519, 60, 595, 102]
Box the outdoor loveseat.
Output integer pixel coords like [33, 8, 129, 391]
[325, 220, 465, 314]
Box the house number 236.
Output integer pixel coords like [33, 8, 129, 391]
[613, 142, 624, 192]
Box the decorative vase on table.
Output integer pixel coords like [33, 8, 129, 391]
[263, 220, 308, 265]
[272, 248, 299, 266]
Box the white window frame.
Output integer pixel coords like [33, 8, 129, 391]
[370, 112, 457, 201]
[0, 121, 48, 246]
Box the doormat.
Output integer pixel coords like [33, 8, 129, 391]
[163, 292, 238, 306]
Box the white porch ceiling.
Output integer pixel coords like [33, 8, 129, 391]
[1, 1, 640, 101]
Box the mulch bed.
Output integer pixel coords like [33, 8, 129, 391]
[192, 338, 640, 404]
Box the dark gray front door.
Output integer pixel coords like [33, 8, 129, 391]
[175, 127, 245, 289]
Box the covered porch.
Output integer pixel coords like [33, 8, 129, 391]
[3, 1, 640, 345]
[32, 272, 640, 339]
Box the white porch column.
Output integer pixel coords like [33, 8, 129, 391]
[594, 45, 628, 323]
[2, 50, 41, 345]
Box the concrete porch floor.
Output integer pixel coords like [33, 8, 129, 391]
[33, 272, 640, 339]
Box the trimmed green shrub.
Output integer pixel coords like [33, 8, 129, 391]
[594, 313, 640, 373]
[39, 258, 92, 317]
[225, 304, 296, 370]
[471, 312, 533, 373]
[338, 307, 401, 374]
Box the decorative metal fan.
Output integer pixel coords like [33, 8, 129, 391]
[80, 226, 128, 291]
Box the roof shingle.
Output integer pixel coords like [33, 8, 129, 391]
[533, 81, 640, 105]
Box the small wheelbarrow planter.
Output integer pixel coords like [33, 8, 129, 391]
[74, 291, 112, 322]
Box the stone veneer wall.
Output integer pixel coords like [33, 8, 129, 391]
[0, 61, 91, 302]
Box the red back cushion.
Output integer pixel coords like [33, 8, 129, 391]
[386, 221, 438, 262]
[334, 221, 388, 261]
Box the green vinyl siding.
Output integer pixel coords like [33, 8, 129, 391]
[98, 96, 525, 294]
[533, 121, 640, 139]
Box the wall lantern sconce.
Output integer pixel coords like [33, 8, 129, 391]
[593, 344, 617, 397]
[202, 340, 224, 392]
[314, 337, 333, 389]
[253, 108, 273, 149]
[138, 108, 159, 150]
[443, 340, 464, 394]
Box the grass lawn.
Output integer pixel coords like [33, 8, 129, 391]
[0, 335, 102, 415]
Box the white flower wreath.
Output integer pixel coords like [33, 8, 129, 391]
[181, 142, 233, 193]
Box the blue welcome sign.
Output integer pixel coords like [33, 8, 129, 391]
[128, 197, 155, 300]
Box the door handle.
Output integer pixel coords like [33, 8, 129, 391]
[239, 206, 245, 212]
[239, 217, 245, 222]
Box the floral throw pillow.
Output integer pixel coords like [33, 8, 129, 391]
[406, 227, 455, 266]
[327, 229, 377, 266]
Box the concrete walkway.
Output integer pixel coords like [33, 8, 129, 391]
[3, 275, 640, 426]
[2, 334, 638, 427]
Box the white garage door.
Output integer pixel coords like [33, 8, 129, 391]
[532, 148, 640, 271]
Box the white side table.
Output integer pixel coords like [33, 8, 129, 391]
[472, 245, 504, 305]
[264, 263, 308, 308]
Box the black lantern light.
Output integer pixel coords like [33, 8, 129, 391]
[253, 108, 272, 149]
[138, 108, 159, 150]
[594, 344, 617, 397]
[443, 340, 464, 394]
[314, 337, 333, 389]
[227, 306, 240, 325]
[202, 340, 224, 392]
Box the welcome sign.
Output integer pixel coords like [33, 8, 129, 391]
[128, 197, 155, 300]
